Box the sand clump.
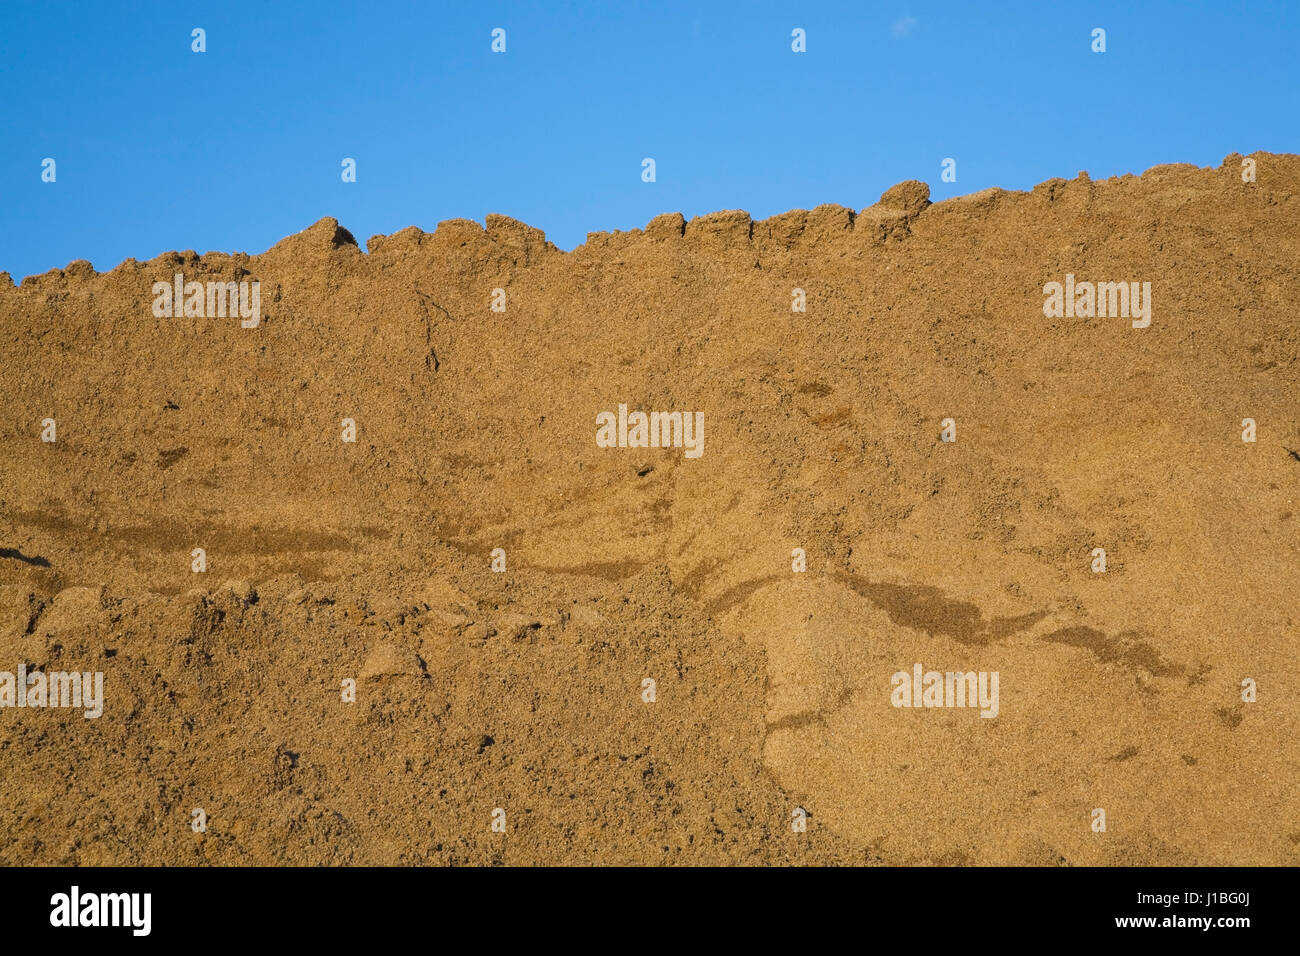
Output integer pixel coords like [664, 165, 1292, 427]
[1, 153, 1298, 865]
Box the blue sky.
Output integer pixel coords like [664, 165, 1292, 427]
[2, 0, 1296, 280]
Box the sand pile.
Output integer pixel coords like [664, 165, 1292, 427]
[1, 153, 1297, 865]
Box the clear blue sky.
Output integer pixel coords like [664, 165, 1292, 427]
[2, 0, 1296, 281]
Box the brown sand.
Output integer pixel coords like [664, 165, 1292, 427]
[1, 153, 1297, 865]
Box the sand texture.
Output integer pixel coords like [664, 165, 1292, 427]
[1, 152, 1297, 865]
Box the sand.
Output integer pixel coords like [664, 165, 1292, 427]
[1, 152, 1297, 865]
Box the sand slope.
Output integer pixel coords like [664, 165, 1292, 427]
[1, 153, 1297, 864]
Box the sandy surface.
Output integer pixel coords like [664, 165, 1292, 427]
[1, 152, 1297, 865]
